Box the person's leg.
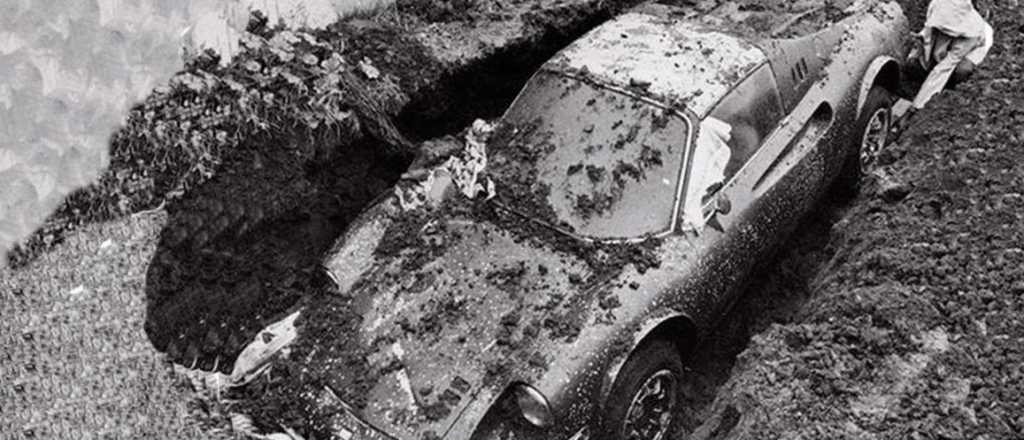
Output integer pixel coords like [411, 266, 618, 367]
[910, 35, 982, 109]
[945, 58, 977, 90]
[894, 35, 983, 142]
[931, 31, 953, 65]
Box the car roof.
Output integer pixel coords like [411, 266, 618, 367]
[543, 10, 767, 117]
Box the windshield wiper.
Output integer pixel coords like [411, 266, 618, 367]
[485, 198, 591, 244]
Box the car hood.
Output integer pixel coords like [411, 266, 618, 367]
[320, 197, 606, 438]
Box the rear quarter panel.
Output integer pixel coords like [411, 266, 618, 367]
[763, 1, 909, 181]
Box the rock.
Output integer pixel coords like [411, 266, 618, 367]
[869, 168, 913, 202]
[629, 77, 653, 89]
[359, 57, 381, 80]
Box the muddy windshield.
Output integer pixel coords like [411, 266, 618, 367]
[488, 71, 689, 239]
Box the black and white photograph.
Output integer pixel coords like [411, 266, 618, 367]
[1, 0, 1020, 438]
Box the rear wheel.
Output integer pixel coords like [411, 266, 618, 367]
[838, 86, 893, 193]
[603, 339, 684, 440]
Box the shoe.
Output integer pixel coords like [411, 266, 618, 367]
[889, 108, 917, 144]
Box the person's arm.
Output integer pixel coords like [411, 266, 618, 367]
[911, 35, 984, 109]
[965, 21, 995, 65]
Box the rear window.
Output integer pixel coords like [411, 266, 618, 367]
[488, 72, 689, 239]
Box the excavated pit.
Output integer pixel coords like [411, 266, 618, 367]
[142, 1, 639, 374]
[138, 0, 923, 436]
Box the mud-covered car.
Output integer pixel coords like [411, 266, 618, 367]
[317, 1, 910, 439]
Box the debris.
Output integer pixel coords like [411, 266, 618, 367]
[395, 119, 497, 211]
[869, 168, 913, 202]
[692, 0, 861, 38]
[629, 77, 652, 89]
[598, 293, 622, 310]
[230, 310, 302, 386]
[359, 57, 381, 80]
[174, 309, 302, 397]
[230, 412, 306, 440]
[769, 6, 825, 37]
[230, 413, 257, 435]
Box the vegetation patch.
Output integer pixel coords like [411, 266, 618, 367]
[7, 12, 420, 266]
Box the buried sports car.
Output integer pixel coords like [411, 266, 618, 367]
[316, 1, 910, 439]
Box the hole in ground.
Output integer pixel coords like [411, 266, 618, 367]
[141, 17, 616, 372]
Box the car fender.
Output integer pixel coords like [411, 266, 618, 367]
[856, 55, 901, 117]
[598, 311, 698, 405]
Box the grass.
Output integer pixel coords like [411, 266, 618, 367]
[0, 209, 232, 439]
[335, 0, 398, 17]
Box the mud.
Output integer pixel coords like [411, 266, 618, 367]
[678, 2, 1024, 438]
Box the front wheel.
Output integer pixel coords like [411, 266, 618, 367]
[838, 86, 894, 194]
[602, 339, 684, 440]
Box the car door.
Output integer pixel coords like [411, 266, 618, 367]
[684, 62, 786, 234]
[677, 61, 829, 320]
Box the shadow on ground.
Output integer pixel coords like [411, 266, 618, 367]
[142, 138, 407, 371]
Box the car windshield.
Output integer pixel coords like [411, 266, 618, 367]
[487, 71, 690, 239]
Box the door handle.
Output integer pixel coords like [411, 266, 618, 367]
[706, 194, 732, 233]
[715, 194, 732, 215]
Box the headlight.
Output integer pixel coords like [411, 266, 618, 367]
[511, 383, 553, 428]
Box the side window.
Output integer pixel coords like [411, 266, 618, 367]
[681, 64, 783, 227]
[682, 117, 732, 227]
[708, 64, 783, 179]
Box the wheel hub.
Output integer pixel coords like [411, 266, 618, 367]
[621, 369, 678, 440]
[859, 107, 892, 174]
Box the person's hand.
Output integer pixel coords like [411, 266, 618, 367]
[889, 108, 918, 144]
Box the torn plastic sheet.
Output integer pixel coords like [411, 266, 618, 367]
[396, 119, 497, 211]
[231, 412, 306, 440]
[683, 117, 732, 229]
[174, 309, 301, 395]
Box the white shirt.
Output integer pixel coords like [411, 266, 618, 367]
[683, 117, 732, 228]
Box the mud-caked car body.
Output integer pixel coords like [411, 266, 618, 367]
[317, 2, 910, 439]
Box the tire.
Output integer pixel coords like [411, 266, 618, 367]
[837, 86, 894, 195]
[602, 339, 685, 440]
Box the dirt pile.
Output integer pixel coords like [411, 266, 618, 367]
[685, 2, 1024, 438]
